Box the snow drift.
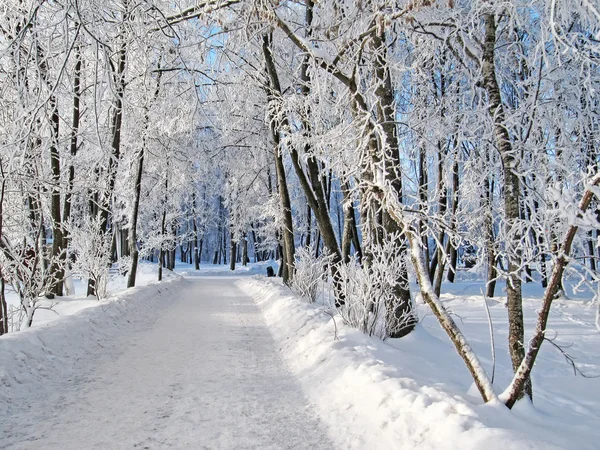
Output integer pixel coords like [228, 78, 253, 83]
[240, 277, 595, 450]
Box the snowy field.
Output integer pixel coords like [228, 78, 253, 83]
[1, 262, 599, 449]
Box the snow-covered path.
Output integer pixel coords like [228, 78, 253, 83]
[2, 278, 334, 449]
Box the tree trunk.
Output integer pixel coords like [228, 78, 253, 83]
[262, 33, 295, 284]
[588, 231, 597, 274]
[158, 174, 168, 282]
[88, 29, 127, 296]
[222, 227, 227, 266]
[305, 203, 312, 248]
[193, 201, 200, 270]
[482, 13, 531, 400]
[48, 80, 64, 297]
[433, 140, 448, 297]
[0, 275, 6, 335]
[242, 233, 248, 266]
[127, 140, 144, 287]
[0, 171, 7, 335]
[418, 145, 431, 272]
[370, 29, 416, 338]
[62, 43, 82, 273]
[447, 157, 460, 283]
[127, 63, 162, 287]
[230, 232, 237, 271]
[504, 174, 600, 407]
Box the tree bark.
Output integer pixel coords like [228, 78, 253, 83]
[127, 68, 161, 288]
[432, 141, 448, 296]
[242, 233, 248, 266]
[418, 145, 431, 271]
[482, 13, 530, 400]
[0, 168, 7, 335]
[158, 174, 168, 282]
[230, 231, 237, 271]
[370, 29, 416, 338]
[193, 195, 200, 270]
[504, 173, 600, 408]
[447, 157, 460, 283]
[262, 32, 296, 285]
[88, 26, 127, 296]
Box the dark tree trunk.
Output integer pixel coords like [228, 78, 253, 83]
[0, 275, 6, 335]
[88, 30, 127, 296]
[447, 157, 460, 283]
[262, 33, 295, 284]
[341, 179, 362, 263]
[263, 8, 351, 303]
[484, 173, 498, 298]
[277, 242, 284, 278]
[193, 204, 200, 270]
[433, 140, 448, 297]
[62, 44, 81, 285]
[251, 224, 260, 262]
[33, 37, 65, 297]
[222, 227, 227, 265]
[230, 232, 237, 271]
[126, 139, 143, 290]
[305, 203, 312, 248]
[418, 145, 431, 271]
[0, 171, 7, 335]
[158, 174, 168, 282]
[48, 79, 64, 297]
[242, 233, 248, 266]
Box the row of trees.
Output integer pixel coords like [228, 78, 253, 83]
[1, 0, 598, 409]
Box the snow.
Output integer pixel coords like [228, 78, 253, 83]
[2, 263, 599, 448]
[4, 262, 180, 330]
[0, 268, 332, 449]
[240, 275, 600, 450]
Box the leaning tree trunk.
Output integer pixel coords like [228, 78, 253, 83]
[504, 173, 600, 407]
[272, 9, 413, 324]
[262, 32, 296, 284]
[263, 17, 347, 301]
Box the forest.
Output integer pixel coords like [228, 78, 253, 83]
[0, 0, 599, 414]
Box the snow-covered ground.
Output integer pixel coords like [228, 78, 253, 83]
[3, 260, 271, 331]
[1, 269, 332, 449]
[1, 262, 599, 449]
[3, 262, 181, 331]
[241, 275, 600, 449]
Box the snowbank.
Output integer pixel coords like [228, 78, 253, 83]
[240, 277, 595, 450]
[4, 262, 181, 330]
[0, 277, 186, 418]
